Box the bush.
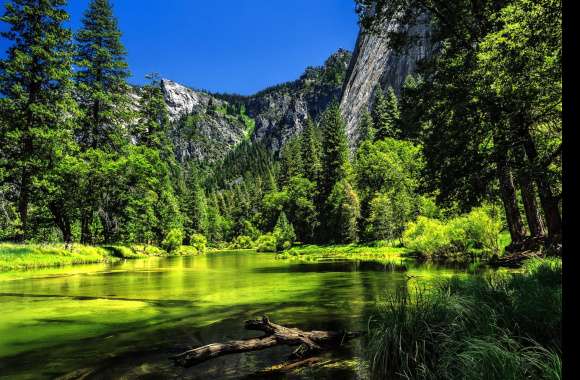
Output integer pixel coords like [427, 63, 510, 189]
[103, 245, 145, 259]
[190, 233, 207, 254]
[403, 206, 502, 259]
[403, 216, 451, 256]
[230, 235, 254, 249]
[174, 245, 198, 256]
[255, 233, 277, 252]
[162, 228, 184, 252]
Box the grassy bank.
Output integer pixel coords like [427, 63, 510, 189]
[276, 243, 412, 264]
[366, 257, 562, 380]
[0, 243, 204, 271]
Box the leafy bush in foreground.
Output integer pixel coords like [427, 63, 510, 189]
[403, 206, 502, 258]
[367, 258, 561, 380]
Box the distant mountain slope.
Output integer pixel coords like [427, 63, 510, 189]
[160, 49, 352, 162]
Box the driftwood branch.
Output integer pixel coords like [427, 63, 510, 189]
[171, 316, 362, 368]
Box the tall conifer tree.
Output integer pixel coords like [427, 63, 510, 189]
[75, 0, 132, 151]
[0, 0, 77, 240]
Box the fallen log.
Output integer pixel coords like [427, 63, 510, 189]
[171, 316, 362, 368]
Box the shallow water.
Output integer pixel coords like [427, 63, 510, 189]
[0, 251, 475, 379]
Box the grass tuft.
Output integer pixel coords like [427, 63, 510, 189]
[366, 257, 561, 380]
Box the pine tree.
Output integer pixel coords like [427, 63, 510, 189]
[301, 118, 322, 184]
[357, 111, 375, 144]
[319, 102, 350, 202]
[274, 211, 296, 251]
[372, 85, 400, 140]
[135, 74, 171, 153]
[0, 0, 78, 240]
[75, 0, 132, 151]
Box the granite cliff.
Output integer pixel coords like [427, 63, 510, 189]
[160, 49, 352, 163]
[340, 12, 435, 145]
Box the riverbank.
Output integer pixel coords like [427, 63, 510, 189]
[0, 243, 201, 271]
[276, 243, 412, 264]
[366, 257, 562, 379]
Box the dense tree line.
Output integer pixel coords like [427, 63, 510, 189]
[0, 0, 183, 245]
[0, 0, 560, 254]
[356, 0, 562, 250]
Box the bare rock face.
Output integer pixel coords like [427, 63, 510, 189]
[340, 12, 434, 145]
[160, 49, 352, 162]
[161, 79, 217, 122]
[159, 79, 247, 162]
[246, 49, 352, 152]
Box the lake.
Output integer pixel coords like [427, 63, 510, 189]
[0, 251, 476, 379]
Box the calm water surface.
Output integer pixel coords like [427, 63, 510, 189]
[0, 251, 476, 379]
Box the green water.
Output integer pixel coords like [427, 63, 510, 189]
[0, 251, 474, 379]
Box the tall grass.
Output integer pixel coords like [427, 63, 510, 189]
[367, 258, 561, 379]
[0, 243, 114, 271]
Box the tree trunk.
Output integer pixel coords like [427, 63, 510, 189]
[171, 316, 362, 368]
[520, 127, 562, 242]
[496, 152, 526, 246]
[81, 210, 93, 245]
[515, 148, 546, 238]
[50, 202, 72, 244]
[518, 177, 546, 238]
[17, 168, 30, 242]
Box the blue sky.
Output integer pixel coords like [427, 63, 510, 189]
[0, 0, 359, 95]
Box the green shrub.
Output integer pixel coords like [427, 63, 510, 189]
[403, 206, 502, 259]
[403, 216, 451, 256]
[255, 233, 277, 252]
[230, 235, 254, 249]
[131, 244, 166, 256]
[174, 245, 198, 256]
[162, 228, 184, 252]
[190, 233, 207, 254]
[103, 245, 143, 259]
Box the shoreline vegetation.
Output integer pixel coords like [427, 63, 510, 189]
[366, 257, 562, 380]
[0, 241, 208, 272]
[0, 228, 514, 272]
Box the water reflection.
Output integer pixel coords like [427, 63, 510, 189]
[0, 251, 480, 379]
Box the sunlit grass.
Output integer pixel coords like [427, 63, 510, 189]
[0, 243, 202, 271]
[277, 243, 411, 264]
[0, 243, 116, 271]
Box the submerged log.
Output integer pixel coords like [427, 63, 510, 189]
[171, 316, 362, 368]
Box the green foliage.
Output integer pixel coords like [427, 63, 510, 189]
[372, 85, 400, 140]
[75, 0, 132, 151]
[255, 233, 277, 253]
[173, 245, 199, 256]
[403, 206, 503, 258]
[326, 180, 361, 244]
[161, 228, 183, 253]
[319, 102, 350, 200]
[230, 235, 254, 249]
[0, 243, 114, 270]
[189, 233, 207, 254]
[273, 211, 296, 251]
[367, 258, 562, 379]
[0, 0, 78, 241]
[357, 111, 375, 144]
